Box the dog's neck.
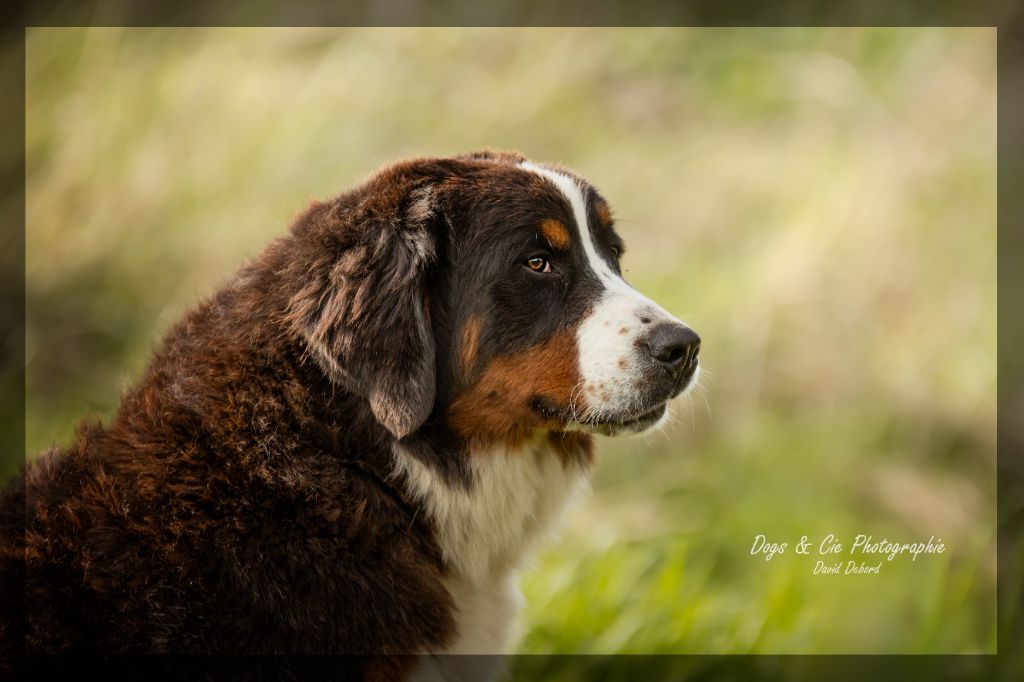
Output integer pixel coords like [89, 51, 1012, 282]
[391, 436, 591, 585]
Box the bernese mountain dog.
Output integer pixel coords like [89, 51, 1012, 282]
[1, 150, 700, 677]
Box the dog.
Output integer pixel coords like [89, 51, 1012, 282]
[1, 150, 699, 677]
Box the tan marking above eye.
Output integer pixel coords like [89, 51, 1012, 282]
[540, 218, 571, 250]
[595, 200, 612, 227]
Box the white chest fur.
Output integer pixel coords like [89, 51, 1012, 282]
[392, 440, 589, 659]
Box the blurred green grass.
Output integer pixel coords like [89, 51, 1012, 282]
[22, 28, 996, 659]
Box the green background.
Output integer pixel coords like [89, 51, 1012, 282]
[22, 27, 996, 660]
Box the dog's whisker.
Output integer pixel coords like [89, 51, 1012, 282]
[696, 384, 713, 421]
[697, 367, 718, 383]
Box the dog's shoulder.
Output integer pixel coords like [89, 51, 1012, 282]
[11, 295, 457, 655]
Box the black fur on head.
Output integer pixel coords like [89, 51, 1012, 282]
[282, 160, 453, 439]
[280, 151, 551, 442]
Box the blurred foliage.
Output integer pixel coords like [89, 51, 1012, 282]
[22, 28, 996, 660]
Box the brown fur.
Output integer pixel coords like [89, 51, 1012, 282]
[0, 150, 639, 670]
[1, 157, 495, 660]
[540, 218, 571, 250]
[595, 198, 612, 226]
[459, 315, 482, 378]
[447, 330, 581, 449]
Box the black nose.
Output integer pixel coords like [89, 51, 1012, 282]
[644, 323, 700, 376]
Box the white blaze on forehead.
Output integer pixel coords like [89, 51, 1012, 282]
[520, 162, 619, 288]
[518, 161, 672, 312]
[519, 160, 690, 418]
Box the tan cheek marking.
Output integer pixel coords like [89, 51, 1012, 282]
[540, 218, 571, 250]
[595, 200, 612, 227]
[459, 315, 482, 376]
[447, 330, 581, 448]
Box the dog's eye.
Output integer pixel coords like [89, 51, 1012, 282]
[610, 246, 621, 259]
[525, 257, 552, 273]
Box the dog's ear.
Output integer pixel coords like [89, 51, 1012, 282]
[285, 169, 444, 440]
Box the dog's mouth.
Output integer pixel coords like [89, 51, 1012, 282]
[530, 365, 700, 437]
[589, 402, 669, 435]
[531, 398, 669, 436]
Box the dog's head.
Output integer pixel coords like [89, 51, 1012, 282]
[284, 151, 700, 447]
